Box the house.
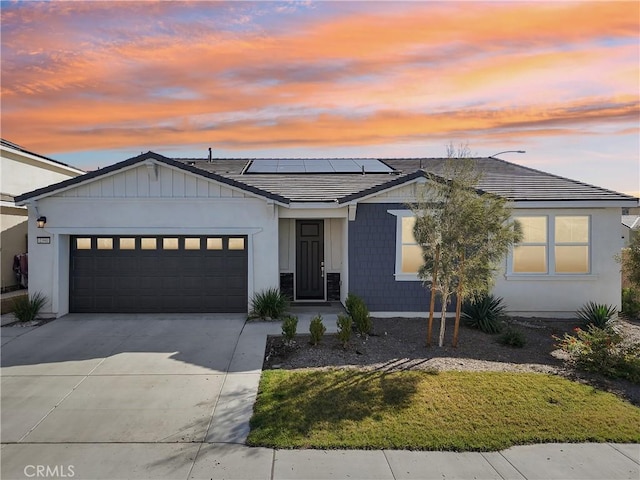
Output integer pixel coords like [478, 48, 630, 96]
[622, 215, 639, 247]
[0, 139, 84, 292]
[15, 152, 637, 318]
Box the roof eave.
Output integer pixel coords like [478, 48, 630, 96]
[1, 140, 85, 175]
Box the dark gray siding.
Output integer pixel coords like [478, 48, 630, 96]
[348, 203, 438, 312]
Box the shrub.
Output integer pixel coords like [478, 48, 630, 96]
[621, 288, 640, 320]
[281, 315, 298, 343]
[250, 287, 289, 320]
[346, 293, 372, 335]
[462, 294, 506, 334]
[556, 324, 640, 384]
[576, 301, 617, 329]
[13, 292, 47, 323]
[498, 328, 526, 348]
[336, 314, 353, 348]
[309, 315, 326, 346]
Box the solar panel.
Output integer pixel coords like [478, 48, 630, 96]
[245, 159, 393, 174]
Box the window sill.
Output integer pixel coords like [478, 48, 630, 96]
[394, 273, 421, 282]
[504, 274, 597, 281]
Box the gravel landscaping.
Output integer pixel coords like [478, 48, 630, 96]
[263, 315, 640, 406]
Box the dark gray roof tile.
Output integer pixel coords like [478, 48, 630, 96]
[16, 153, 636, 205]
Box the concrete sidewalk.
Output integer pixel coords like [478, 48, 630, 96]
[2, 315, 639, 480]
[2, 442, 638, 479]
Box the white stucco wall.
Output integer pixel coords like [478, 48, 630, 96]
[1, 147, 83, 290]
[493, 207, 623, 317]
[1, 207, 28, 288]
[26, 162, 279, 317]
[1, 149, 83, 198]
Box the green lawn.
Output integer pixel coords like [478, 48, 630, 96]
[247, 369, 640, 451]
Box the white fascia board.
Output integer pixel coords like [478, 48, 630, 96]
[513, 200, 638, 209]
[286, 201, 342, 209]
[1, 144, 85, 176]
[279, 204, 348, 218]
[39, 227, 263, 235]
[0, 200, 26, 209]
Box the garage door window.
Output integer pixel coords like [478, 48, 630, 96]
[97, 238, 113, 250]
[163, 238, 179, 250]
[76, 238, 92, 249]
[141, 238, 157, 250]
[229, 238, 245, 250]
[185, 238, 200, 250]
[119, 238, 136, 250]
[207, 238, 223, 250]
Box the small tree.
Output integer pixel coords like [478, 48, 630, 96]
[621, 233, 640, 288]
[411, 144, 522, 347]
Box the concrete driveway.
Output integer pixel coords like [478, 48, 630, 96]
[1, 313, 274, 479]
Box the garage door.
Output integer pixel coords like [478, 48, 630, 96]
[70, 235, 248, 313]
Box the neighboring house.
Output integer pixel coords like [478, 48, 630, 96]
[15, 152, 637, 318]
[0, 139, 84, 292]
[621, 215, 639, 247]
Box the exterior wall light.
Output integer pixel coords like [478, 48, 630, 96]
[36, 216, 47, 228]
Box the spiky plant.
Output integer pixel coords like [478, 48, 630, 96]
[250, 288, 289, 320]
[12, 292, 47, 323]
[461, 294, 507, 334]
[576, 302, 617, 329]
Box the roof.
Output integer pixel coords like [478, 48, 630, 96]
[1, 138, 85, 174]
[15, 151, 638, 206]
[179, 156, 637, 204]
[622, 215, 640, 230]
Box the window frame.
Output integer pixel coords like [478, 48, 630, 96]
[389, 210, 593, 281]
[511, 215, 549, 275]
[509, 214, 592, 277]
[553, 215, 591, 274]
[389, 210, 422, 281]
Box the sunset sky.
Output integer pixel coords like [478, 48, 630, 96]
[1, 1, 638, 196]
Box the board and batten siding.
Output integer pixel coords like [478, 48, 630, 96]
[348, 202, 432, 312]
[53, 164, 246, 199]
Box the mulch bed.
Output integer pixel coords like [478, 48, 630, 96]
[263, 316, 640, 406]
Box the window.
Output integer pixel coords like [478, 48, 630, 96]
[97, 238, 113, 250]
[76, 238, 92, 250]
[513, 217, 547, 273]
[228, 238, 245, 250]
[388, 210, 423, 281]
[141, 238, 157, 250]
[512, 215, 590, 275]
[163, 238, 179, 250]
[184, 238, 201, 250]
[206, 238, 222, 250]
[400, 217, 422, 274]
[119, 238, 136, 250]
[555, 216, 589, 273]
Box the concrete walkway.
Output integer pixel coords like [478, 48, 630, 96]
[1, 314, 639, 480]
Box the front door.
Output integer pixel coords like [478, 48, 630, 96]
[296, 220, 324, 299]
